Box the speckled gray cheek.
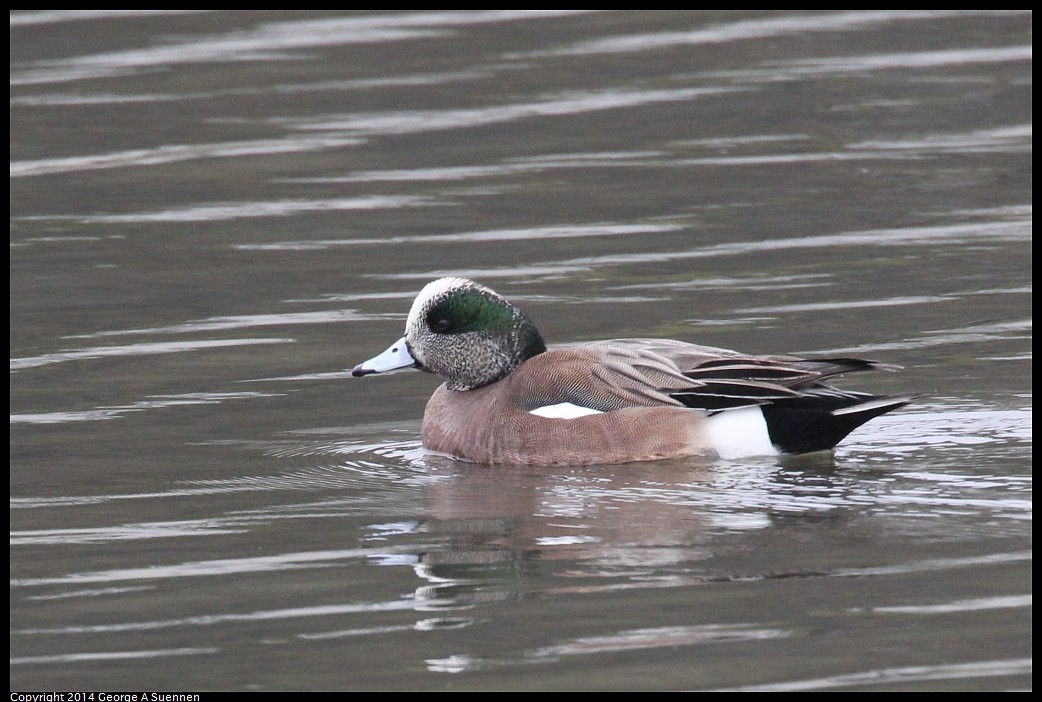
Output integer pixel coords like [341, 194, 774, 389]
[439, 331, 508, 391]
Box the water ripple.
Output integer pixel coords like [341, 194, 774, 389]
[766, 45, 1032, 75]
[70, 195, 437, 223]
[720, 658, 1032, 691]
[520, 11, 1021, 58]
[294, 150, 666, 184]
[868, 594, 1031, 615]
[11, 338, 294, 371]
[9, 10, 210, 27]
[11, 520, 249, 546]
[11, 547, 429, 589]
[816, 319, 1032, 355]
[9, 137, 363, 178]
[67, 309, 375, 338]
[234, 223, 684, 251]
[11, 11, 593, 86]
[10, 70, 497, 108]
[382, 215, 1032, 279]
[427, 623, 791, 672]
[13, 597, 428, 633]
[10, 392, 282, 425]
[288, 87, 744, 136]
[12, 647, 221, 666]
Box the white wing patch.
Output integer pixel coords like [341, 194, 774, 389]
[707, 406, 779, 459]
[529, 402, 605, 419]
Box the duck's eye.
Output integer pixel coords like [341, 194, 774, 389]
[432, 317, 453, 333]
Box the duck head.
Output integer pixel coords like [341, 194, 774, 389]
[352, 277, 547, 391]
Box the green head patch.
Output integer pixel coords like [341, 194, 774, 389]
[425, 288, 516, 336]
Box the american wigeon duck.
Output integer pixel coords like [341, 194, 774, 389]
[352, 277, 914, 465]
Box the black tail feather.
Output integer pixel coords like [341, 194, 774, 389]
[760, 392, 915, 454]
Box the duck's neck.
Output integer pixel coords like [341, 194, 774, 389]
[516, 319, 547, 363]
[478, 317, 545, 389]
[447, 316, 546, 392]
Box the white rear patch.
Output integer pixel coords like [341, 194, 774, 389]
[529, 402, 604, 419]
[708, 406, 779, 459]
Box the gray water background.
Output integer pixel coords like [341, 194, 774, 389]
[10, 10, 1031, 691]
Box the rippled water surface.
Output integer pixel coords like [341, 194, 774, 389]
[10, 11, 1031, 691]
